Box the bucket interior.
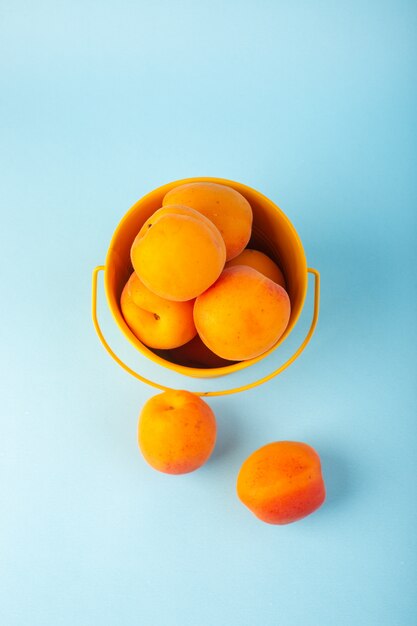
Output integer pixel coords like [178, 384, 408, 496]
[104, 178, 307, 377]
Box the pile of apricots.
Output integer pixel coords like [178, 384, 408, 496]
[121, 181, 291, 365]
[120, 182, 325, 525]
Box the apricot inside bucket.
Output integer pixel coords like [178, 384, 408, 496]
[104, 177, 308, 379]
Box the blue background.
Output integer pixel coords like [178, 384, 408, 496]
[1, 1, 416, 625]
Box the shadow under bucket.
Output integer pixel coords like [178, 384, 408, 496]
[92, 177, 319, 394]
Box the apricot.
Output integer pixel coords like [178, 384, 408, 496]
[194, 266, 291, 361]
[131, 205, 226, 301]
[226, 249, 286, 289]
[121, 271, 197, 349]
[160, 335, 236, 369]
[138, 390, 217, 474]
[163, 182, 253, 261]
[237, 441, 326, 524]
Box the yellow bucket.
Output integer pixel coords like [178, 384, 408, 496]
[92, 177, 320, 396]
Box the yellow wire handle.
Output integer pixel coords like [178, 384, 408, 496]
[92, 266, 320, 397]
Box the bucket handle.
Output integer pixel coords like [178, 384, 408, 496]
[92, 266, 320, 397]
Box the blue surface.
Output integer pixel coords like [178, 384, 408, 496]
[1, 1, 416, 625]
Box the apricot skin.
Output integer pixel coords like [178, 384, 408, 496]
[137, 204, 222, 241]
[130, 205, 226, 302]
[194, 266, 291, 361]
[120, 272, 197, 349]
[163, 182, 253, 261]
[237, 441, 326, 525]
[226, 249, 286, 289]
[138, 390, 217, 474]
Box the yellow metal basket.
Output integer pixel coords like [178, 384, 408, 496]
[92, 177, 320, 396]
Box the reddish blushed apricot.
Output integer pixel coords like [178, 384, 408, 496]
[194, 266, 291, 361]
[237, 441, 326, 524]
[161, 334, 236, 369]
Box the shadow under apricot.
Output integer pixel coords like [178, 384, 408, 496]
[317, 448, 359, 514]
[209, 404, 242, 462]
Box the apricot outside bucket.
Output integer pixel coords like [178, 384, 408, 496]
[92, 177, 320, 396]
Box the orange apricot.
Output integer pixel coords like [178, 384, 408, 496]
[226, 249, 286, 288]
[194, 266, 291, 361]
[138, 390, 217, 474]
[163, 182, 253, 261]
[130, 205, 226, 301]
[121, 271, 197, 349]
[237, 441, 326, 524]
